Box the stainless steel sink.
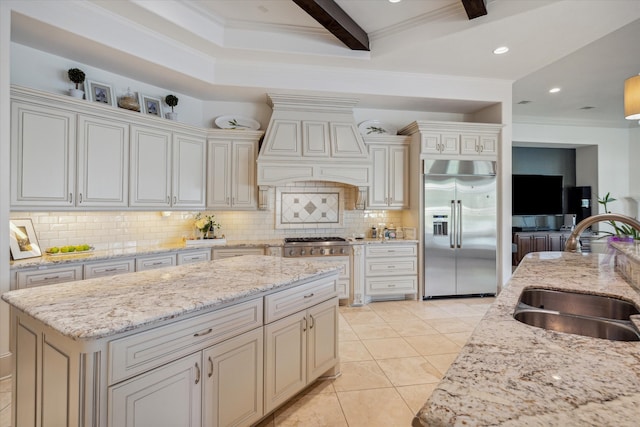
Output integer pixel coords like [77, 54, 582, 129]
[514, 309, 640, 341]
[514, 288, 640, 341]
[518, 288, 640, 320]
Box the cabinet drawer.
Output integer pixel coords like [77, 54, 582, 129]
[212, 248, 264, 259]
[135, 254, 176, 271]
[16, 265, 82, 288]
[365, 258, 417, 276]
[365, 244, 417, 258]
[264, 276, 338, 324]
[109, 298, 263, 385]
[336, 278, 349, 300]
[177, 250, 211, 265]
[84, 259, 134, 279]
[366, 277, 417, 295]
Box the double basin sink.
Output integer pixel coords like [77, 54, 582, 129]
[514, 288, 640, 341]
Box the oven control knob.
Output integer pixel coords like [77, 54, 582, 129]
[310, 249, 315, 255]
[340, 248, 346, 254]
[300, 249, 306, 255]
[288, 249, 295, 256]
[329, 248, 335, 255]
[320, 248, 326, 255]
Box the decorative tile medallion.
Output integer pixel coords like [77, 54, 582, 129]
[276, 187, 344, 229]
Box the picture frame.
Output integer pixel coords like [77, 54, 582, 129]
[9, 219, 42, 260]
[140, 94, 163, 117]
[85, 80, 116, 106]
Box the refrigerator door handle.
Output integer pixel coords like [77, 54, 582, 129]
[457, 200, 462, 248]
[450, 200, 456, 248]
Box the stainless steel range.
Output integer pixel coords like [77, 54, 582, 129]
[283, 237, 350, 257]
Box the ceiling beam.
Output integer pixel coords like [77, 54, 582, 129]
[461, 0, 487, 19]
[292, 0, 369, 51]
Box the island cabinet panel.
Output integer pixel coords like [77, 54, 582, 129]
[264, 297, 338, 413]
[109, 352, 203, 427]
[203, 328, 264, 427]
[15, 320, 37, 427]
[109, 298, 263, 385]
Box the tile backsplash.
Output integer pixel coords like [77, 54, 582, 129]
[11, 184, 405, 250]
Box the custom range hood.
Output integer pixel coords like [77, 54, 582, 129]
[257, 94, 371, 188]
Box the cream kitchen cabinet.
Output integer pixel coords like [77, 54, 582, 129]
[130, 126, 206, 209]
[399, 121, 501, 160]
[364, 243, 418, 299]
[84, 258, 135, 279]
[263, 277, 339, 413]
[212, 248, 264, 260]
[14, 264, 83, 289]
[366, 136, 410, 209]
[207, 131, 262, 210]
[177, 249, 211, 265]
[135, 253, 177, 271]
[11, 100, 130, 209]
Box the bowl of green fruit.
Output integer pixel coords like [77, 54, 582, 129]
[46, 244, 93, 255]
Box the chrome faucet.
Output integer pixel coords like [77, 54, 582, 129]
[564, 213, 640, 252]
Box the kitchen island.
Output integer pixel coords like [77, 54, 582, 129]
[2, 255, 341, 427]
[415, 250, 640, 426]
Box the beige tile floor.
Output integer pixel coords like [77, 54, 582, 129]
[0, 297, 494, 427]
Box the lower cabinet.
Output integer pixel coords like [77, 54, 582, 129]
[212, 248, 264, 260]
[364, 244, 418, 299]
[264, 297, 339, 413]
[15, 264, 83, 288]
[109, 328, 264, 427]
[513, 232, 572, 264]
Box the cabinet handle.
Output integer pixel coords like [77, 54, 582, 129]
[105, 268, 117, 272]
[208, 356, 214, 378]
[302, 317, 308, 332]
[173, 196, 177, 204]
[388, 284, 396, 288]
[309, 314, 315, 329]
[387, 265, 395, 268]
[195, 362, 201, 384]
[167, 196, 170, 204]
[43, 275, 60, 281]
[303, 293, 315, 299]
[79, 193, 83, 203]
[151, 262, 164, 266]
[193, 328, 213, 337]
[69, 193, 73, 204]
[226, 197, 230, 205]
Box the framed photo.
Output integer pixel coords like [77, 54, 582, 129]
[9, 219, 42, 260]
[86, 80, 116, 106]
[141, 94, 163, 117]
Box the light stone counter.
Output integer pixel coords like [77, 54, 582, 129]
[2, 255, 339, 340]
[9, 239, 284, 270]
[416, 251, 640, 427]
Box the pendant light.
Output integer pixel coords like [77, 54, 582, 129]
[624, 74, 640, 122]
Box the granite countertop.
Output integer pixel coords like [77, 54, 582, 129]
[9, 239, 285, 270]
[1, 255, 340, 341]
[416, 251, 640, 427]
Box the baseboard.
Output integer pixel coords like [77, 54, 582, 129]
[0, 351, 12, 379]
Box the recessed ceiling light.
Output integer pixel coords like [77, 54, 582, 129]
[493, 46, 509, 55]
[549, 87, 561, 93]
[389, 0, 402, 3]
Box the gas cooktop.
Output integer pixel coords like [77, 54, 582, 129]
[284, 237, 346, 243]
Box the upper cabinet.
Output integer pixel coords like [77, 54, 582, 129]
[11, 100, 77, 207]
[10, 86, 206, 211]
[130, 126, 206, 209]
[399, 121, 502, 159]
[207, 130, 263, 210]
[365, 136, 410, 209]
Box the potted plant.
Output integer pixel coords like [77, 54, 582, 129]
[598, 192, 639, 241]
[67, 68, 86, 98]
[165, 94, 179, 120]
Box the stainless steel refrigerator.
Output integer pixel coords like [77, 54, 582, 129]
[423, 159, 497, 297]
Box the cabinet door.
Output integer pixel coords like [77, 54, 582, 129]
[479, 134, 498, 154]
[264, 313, 306, 413]
[460, 134, 480, 155]
[388, 145, 409, 208]
[173, 133, 206, 208]
[77, 115, 129, 207]
[11, 101, 76, 207]
[16, 265, 83, 288]
[207, 140, 232, 208]
[231, 141, 257, 209]
[203, 328, 264, 427]
[307, 298, 339, 381]
[368, 145, 389, 208]
[440, 133, 460, 154]
[130, 125, 172, 207]
[109, 352, 202, 427]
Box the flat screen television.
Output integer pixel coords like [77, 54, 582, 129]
[512, 174, 563, 215]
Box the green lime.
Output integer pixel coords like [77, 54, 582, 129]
[49, 247, 59, 254]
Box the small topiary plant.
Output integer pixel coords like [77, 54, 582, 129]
[68, 68, 86, 89]
[165, 94, 179, 112]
